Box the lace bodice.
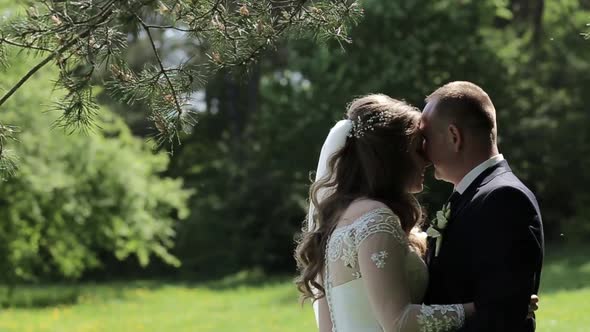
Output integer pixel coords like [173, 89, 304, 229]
[320, 207, 466, 332]
[326, 208, 410, 286]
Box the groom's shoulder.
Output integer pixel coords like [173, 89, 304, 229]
[480, 170, 539, 209]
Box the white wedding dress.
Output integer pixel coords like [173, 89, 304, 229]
[318, 207, 466, 332]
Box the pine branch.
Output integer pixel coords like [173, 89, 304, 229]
[0, 44, 7, 70]
[136, 14, 184, 118]
[0, 36, 54, 52]
[0, 31, 88, 108]
[238, 0, 309, 66]
[0, 123, 19, 178]
[0, 0, 362, 151]
[0, 1, 117, 109]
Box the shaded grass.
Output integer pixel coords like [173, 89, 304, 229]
[536, 245, 590, 331]
[0, 246, 587, 331]
[539, 245, 590, 293]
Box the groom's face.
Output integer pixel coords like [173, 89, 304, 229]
[420, 100, 454, 182]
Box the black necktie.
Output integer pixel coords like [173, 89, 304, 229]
[447, 190, 461, 207]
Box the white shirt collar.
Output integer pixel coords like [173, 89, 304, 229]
[455, 154, 505, 194]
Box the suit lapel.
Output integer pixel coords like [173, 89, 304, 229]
[427, 160, 512, 266]
[449, 193, 470, 220]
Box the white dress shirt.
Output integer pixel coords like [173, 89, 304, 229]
[455, 154, 505, 194]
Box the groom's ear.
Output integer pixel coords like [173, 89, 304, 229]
[448, 124, 462, 153]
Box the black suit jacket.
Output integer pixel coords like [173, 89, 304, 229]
[424, 160, 544, 332]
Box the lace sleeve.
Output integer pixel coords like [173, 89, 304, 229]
[357, 210, 466, 332]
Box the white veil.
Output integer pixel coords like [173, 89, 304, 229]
[307, 119, 353, 231]
[308, 119, 353, 325]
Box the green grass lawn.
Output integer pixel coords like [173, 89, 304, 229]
[0, 272, 316, 332]
[533, 245, 590, 332]
[0, 246, 587, 332]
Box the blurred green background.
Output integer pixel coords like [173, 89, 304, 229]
[0, 0, 588, 331]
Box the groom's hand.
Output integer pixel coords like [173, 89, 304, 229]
[527, 294, 539, 319]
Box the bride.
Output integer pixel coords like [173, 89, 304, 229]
[294, 94, 475, 332]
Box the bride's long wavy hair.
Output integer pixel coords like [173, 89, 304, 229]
[294, 94, 427, 302]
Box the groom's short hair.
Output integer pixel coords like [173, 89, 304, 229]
[426, 81, 497, 145]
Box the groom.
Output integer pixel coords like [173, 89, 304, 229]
[420, 81, 544, 332]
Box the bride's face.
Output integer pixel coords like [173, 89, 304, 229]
[407, 132, 429, 194]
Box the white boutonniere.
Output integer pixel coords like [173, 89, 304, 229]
[426, 202, 451, 257]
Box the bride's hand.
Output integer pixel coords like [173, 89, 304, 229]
[527, 294, 539, 319]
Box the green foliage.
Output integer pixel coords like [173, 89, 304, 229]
[484, 0, 590, 241]
[0, 49, 192, 284]
[169, 70, 317, 274]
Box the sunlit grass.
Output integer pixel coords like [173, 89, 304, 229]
[0, 246, 587, 331]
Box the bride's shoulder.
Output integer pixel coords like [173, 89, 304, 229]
[339, 199, 397, 226]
